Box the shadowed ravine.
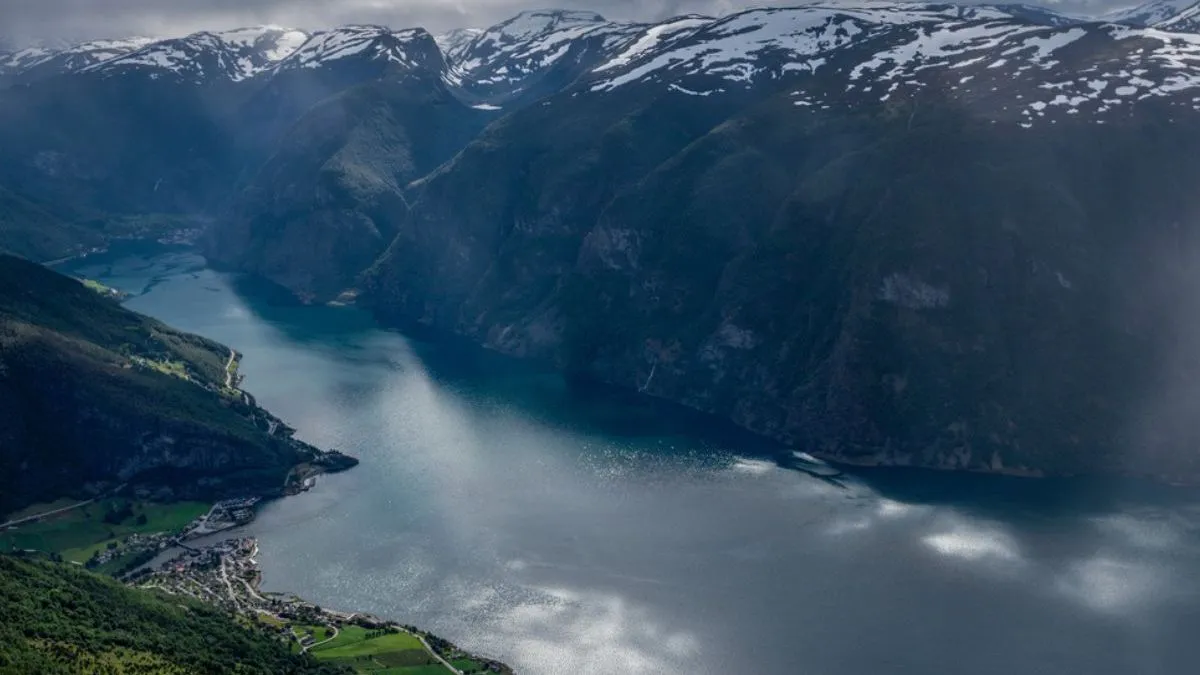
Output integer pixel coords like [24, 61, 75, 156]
[65, 243, 1200, 675]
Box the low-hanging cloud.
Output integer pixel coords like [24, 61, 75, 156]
[0, 0, 1134, 48]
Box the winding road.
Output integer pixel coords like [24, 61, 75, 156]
[223, 349, 237, 389]
[219, 557, 241, 611]
[296, 624, 340, 654]
[416, 633, 464, 675]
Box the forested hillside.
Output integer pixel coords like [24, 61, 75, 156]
[0, 556, 345, 674]
[0, 254, 320, 515]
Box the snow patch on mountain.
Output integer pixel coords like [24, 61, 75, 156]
[582, 2, 1200, 129]
[84, 26, 310, 81]
[1, 37, 157, 75]
[594, 16, 711, 72]
[491, 9, 607, 42]
[275, 26, 436, 72]
[590, 2, 1024, 92]
[1154, 2, 1200, 30]
[436, 28, 483, 61]
[445, 9, 642, 94]
[1104, 0, 1200, 26]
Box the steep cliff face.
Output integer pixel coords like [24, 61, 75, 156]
[204, 72, 489, 299]
[0, 255, 321, 515]
[363, 82, 1200, 482]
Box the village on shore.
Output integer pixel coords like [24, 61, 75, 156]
[129, 535, 511, 674]
[5, 485, 511, 674]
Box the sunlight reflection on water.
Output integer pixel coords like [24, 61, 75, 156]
[69, 244, 1200, 675]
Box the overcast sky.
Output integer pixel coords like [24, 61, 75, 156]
[0, 0, 1141, 47]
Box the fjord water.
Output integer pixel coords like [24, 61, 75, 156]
[68, 245, 1200, 675]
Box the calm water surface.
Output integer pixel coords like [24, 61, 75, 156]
[67, 245, 1200, 674]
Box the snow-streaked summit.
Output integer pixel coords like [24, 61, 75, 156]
[443, 9, 642, 99]
[83, 26, 311, 81]
[578, 2, 1200, 129]
[0, 37, 157, 82]
[1152, 1, 1200, 30]
[589, 2, 1018, 91]
[435, 28, 483, 62]
[488, 9, 608, 42]
[273, 26, 442, 73]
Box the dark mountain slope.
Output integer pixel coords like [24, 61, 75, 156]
[0, 255, 325, 515]
[205, 73, 491, 299]
[0, 27, 449, 252]
[363, 83, 751, 320]
[362, 74, 1200, 482]
[0, 186, 103, 261]
[570, 95, 1200, 480]
[228, 27, 448, 170]
[0, 75, 243, 216]
[0, 556, 341, 674]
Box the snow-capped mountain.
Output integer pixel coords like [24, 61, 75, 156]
[0, 37, 157, 84]
[272, 26, 443, 74]
[442, 9, 645, 101]
[82, 26, 310, 82]
[1153, 1, 1200, 30]
[984, 4, 1081, 27]
[574, 2, 1200, 129]
[1103, 0, 1200, 25]
[3, 3, 1200, 128]
[435, 28, 483, 62]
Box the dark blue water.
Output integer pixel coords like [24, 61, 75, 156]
[67, 244, 1200, 675]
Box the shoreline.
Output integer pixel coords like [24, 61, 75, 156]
[59, 237, 1200, 490]
[133, 535, 513, 674]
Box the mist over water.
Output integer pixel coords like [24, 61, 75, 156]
[68, 244, 1200, 675]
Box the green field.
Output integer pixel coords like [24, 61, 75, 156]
[258, 613, 286, 628]
[451, 658, 485, 673]
[308, 626, 451, 674]
[316, 631, 424, 657]
[79, 277, 129, 298]
[289, 624, 336, 653]
[375, 666, 453, 675]
[0, 499, 209, 563]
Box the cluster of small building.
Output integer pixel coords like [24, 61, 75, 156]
[137, 537, 512, 674]
[167, 537, 253, 573]
[155, 227, 203, 245]
[142, 537, 302, 616]
[85, 531, 174, 569]
[180, 497, 260, 537]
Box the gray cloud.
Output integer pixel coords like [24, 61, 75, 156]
[0, 0, 1140, 47]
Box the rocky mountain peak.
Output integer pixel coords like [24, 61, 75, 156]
[435, 27, 484, 61]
